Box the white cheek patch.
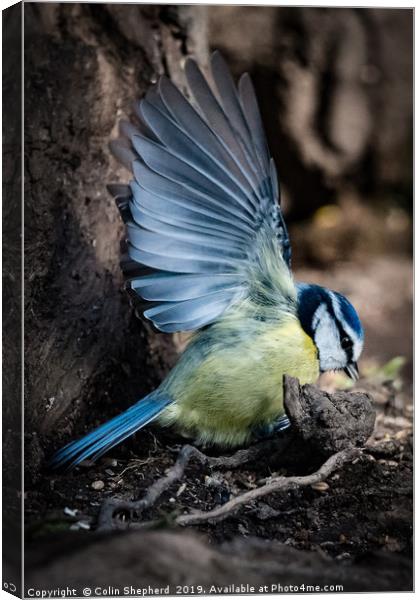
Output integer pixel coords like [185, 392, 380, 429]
[329, 292, 363, 361]
[352, 337, 363, 361]
[312, 303, 347, 371]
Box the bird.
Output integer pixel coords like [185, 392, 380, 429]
[51, 52, 364, 469]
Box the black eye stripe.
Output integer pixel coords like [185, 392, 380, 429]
[325, 296, 353, 360]
[297, 288, 356, 363]
[341, 336, 352, 349]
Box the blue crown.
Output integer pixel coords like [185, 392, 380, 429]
[296, 283, 363, 341]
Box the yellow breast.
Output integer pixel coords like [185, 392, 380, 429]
[161, 316, 319, 447]
[258, 317, 320, 389]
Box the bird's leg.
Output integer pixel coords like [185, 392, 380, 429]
[251, 414, 291, 441]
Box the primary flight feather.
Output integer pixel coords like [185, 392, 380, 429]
[52, 52, 364, 468]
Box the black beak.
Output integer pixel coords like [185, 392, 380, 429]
[344, 362, 359, 381]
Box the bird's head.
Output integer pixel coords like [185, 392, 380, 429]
[296, 283, 364, 380]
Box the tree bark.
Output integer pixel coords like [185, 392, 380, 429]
[24, 3, 207, 475]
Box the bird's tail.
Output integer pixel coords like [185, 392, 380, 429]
[50, 391, 172, 469]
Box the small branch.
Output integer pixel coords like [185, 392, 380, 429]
[97, 444, 201, 531]
[199, 435, 292, 469]
[97, 442, 361, 531]
[97, 436, 292, 531]
[176, 447, 362, 527]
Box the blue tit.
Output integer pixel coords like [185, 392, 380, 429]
[52, 52, 364, 468]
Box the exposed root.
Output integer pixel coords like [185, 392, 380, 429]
[97, 439, 360, 531]
[176, 447, 362, 526]
[97, 444, 201, 531]
[97, 436, 291, 531]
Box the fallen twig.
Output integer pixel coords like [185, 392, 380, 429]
[97, 445, 199, 531]
[97, 441, 360, 531]
[97, 436, 292, 531]
[175, 447, 362, 526]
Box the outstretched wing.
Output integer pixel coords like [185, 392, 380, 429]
[108, 52, 293, 333]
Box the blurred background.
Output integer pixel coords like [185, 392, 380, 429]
[206, 6, 413, 386]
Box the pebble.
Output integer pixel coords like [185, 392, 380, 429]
[311, 481, 330, 492]
[378, 459, 399, 468]
[176, 483, 187, 497]
[91, 480, 105, 490]
[70, 520, 91, 531]
[395, 429, 410, 440]
[101, 458, 118, 467]
[337, 552, 351, 561]
[365, 453, 377, 462]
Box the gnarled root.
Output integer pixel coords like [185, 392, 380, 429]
[97, 376, 374, 532]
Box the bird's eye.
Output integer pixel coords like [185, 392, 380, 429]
[341, 336, 352, 349]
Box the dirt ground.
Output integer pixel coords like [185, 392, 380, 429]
[24, 254, 413, 592]
[27, 391, 412, 555]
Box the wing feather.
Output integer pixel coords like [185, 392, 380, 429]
[128, 245, 237, 274]
[132, 162, 255, 235]
[131, 272, 240, 302]
[129, 204, 248, 254]
[185, 58, 261, 189]
[130, 181, 249, 242]
[144, 290, 243, 331]
[210, 52, 267, 182]
[158, 77, 260, 203]
[108, 53, 292, 332]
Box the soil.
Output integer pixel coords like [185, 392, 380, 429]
[25, 366, 413, 591]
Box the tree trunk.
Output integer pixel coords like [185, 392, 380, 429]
[24, 3, 207, 476]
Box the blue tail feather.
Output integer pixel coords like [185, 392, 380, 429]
[50, 392, 172, 469]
